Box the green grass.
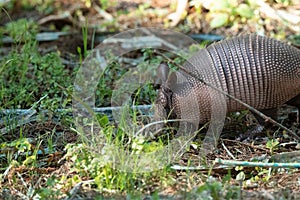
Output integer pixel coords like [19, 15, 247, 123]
[0, 19, 72, 109]
[0, 17, 180, 198]
[3, 0, 55, 14]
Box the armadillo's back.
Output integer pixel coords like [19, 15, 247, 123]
[207, 34, 300, 110]
[172, 34, 300, 123]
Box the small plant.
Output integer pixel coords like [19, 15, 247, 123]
[189, 0, 257, 28]
[2, 18, 38, 42]
[193, 176, 239, 199]
[266, 138, 280, 155]
[77, 20, 89, 64]
[3, 0, 55, 14]
[64, 140, 168, 194]
[98, 0, 116, 11]
[0, 137, 40, 168]
[67, 97, 171, 194]
[35, 176, 63, 199]
[0, 19, 72, 110]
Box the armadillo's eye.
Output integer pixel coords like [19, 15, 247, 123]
[162, 87, 173, 109]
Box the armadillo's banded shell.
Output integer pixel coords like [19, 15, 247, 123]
[169, 34, 300, 124]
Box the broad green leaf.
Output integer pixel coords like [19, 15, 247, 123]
[236, 4, 254, 18]
[236, 171, 245, 181]
[209, 0, 230, 11]
[210, 13, 229, 28]
[209, 0, 238, 11]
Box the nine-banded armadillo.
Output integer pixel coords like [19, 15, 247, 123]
[155, 34, 300, 133]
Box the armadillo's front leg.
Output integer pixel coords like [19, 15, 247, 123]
[286, 94, 300, 123]
[238, 98, 300, 141]
[237, 108, 278, 141]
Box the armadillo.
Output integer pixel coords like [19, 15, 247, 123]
[155, 34, 300, 133]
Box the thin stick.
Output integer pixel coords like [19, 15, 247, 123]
[215, 158, 300, 168]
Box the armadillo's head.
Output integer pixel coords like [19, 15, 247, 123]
[154, 63, 179, 131]
[153, 63, 202, 134]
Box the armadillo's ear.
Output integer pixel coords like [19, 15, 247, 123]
[156, 63, 170, 85]
[167, 72, 177, 88]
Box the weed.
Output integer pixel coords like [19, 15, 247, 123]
[35, 176, 63, 199]
[0, 19, 72, 110]
[66, 99, 171, 194]
[77, 20, 89, 64]
[4, 0, 55, 14]
[266, 139, 280, 155]
[2, 18, 38, 42]
[189, 0, 257, 28]
[95, 48, 164, 107]
[0, 137, 39, 168]
[192, 176, 239, 200]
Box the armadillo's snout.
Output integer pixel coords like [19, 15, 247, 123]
[153, 88, 169, 131]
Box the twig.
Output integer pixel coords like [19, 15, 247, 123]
[170, 164, 232, 170]
[17, 172, 28, 189]
[215, 158, 300, 168]
[10, 188, 28, 200]
[221, 141, 236, 160]
[64, 180, 95, 200]
[221, 138, 269, 152]
[94, 4, 113, 21]
[269, 151, 300, 163]
[0, 117, 37, 135]
[0, 95, 48, 135]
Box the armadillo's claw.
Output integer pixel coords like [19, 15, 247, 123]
[236, 124, 265, 142]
